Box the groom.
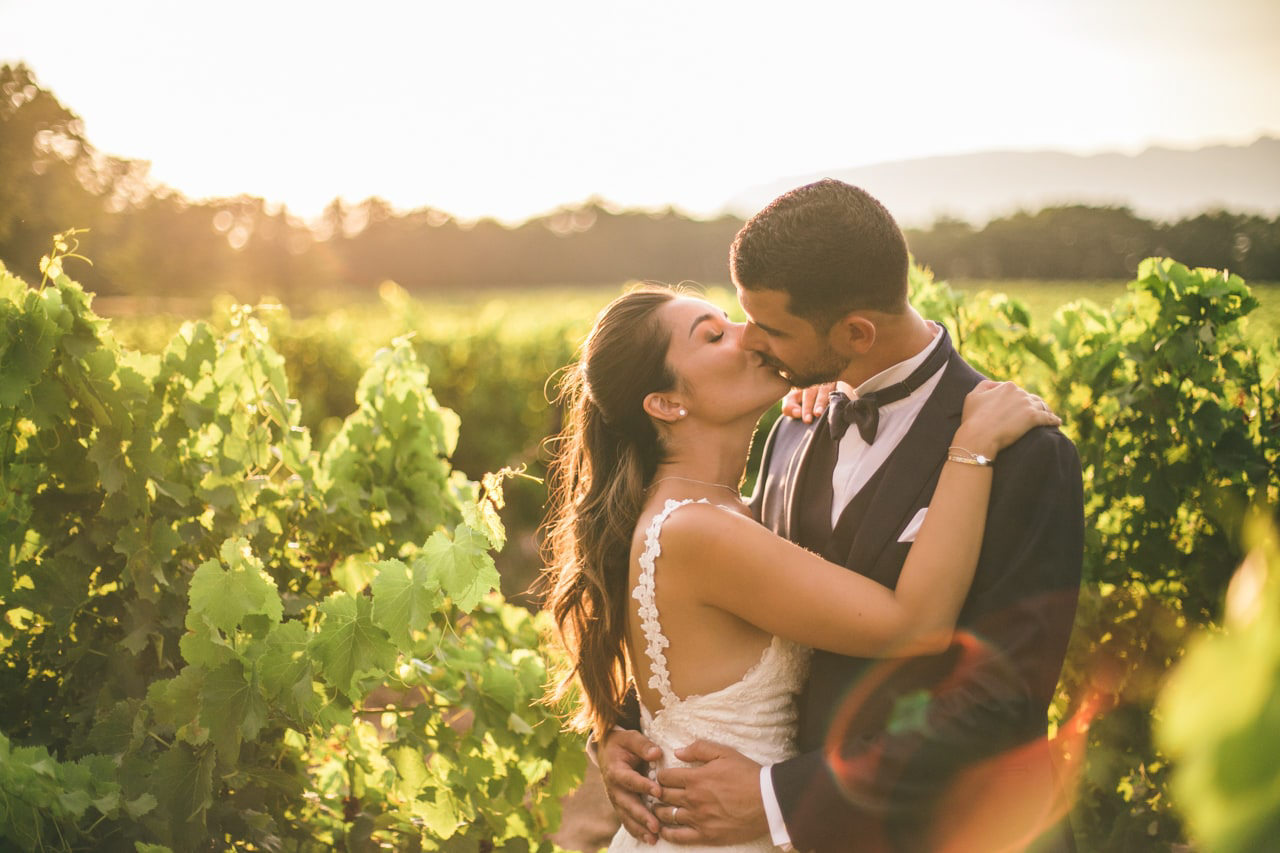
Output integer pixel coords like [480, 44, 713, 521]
[599, 179, 1083, 852]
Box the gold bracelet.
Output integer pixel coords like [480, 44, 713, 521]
[947, 446, 995, 467]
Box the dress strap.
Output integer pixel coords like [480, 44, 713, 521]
[632, 498, 709, 710]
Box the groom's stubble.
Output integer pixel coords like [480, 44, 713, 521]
[764, 346, 852, 389]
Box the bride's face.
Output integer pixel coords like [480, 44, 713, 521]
[657, 297, 790, 422]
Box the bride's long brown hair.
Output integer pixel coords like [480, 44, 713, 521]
[540, 285, 679, 737]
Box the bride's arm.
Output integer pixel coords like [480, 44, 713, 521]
[670, 381, 1058, 657]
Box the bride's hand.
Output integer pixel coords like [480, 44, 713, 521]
[781, 382, 837, 423]
[954, 380, 1061, 459]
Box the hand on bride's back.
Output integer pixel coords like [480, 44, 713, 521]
[955, 380, 1061, 458]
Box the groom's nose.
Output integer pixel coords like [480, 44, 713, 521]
[739, 321, 766, 353]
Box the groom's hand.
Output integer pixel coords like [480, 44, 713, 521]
[655, 740, 768, 844]
[599, 729, 663, 844]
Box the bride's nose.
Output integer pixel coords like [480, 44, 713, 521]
[728, 321, 748, 347]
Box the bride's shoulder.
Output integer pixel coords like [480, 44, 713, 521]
[651, 500, 761, 560]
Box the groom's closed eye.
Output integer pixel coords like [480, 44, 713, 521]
[752, 321, 786, 339]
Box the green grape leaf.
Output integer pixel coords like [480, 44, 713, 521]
[547, 742, 587, 797]
[412, 788, 461, 839]
[91, 790, 121, 816]
[332, 554, 378, 596]
[308, 592, 397, 697]
[481, 660, 521, 711]
[86, 432, 129, 494]
[125, 793, 158, 820]
[507, 712, 534, 736]
[146, 667, 207, 744]
[0, 369, 29, 408]
[460, 490, 506, 551]
[86, 699, 143, 756]
[56, 788, 93, 818]
[255, 620, 316, 720]
[200, 660, 268, 766]
[187, 538, 282, 634]
[421, 526, 499, 613]
[180, 613, 236, 669]
[152, 743, 216, 828]
[371, 558, 443, 650]
[135, 842, 172, 853]
[390, 745, 428, 800]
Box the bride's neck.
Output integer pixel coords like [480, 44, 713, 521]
[654, 419, 757, 493]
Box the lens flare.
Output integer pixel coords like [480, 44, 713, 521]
[812, 597, 1119, 852]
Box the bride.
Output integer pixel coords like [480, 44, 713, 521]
[540, 285, 1058, 852]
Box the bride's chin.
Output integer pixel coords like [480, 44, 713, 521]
[763, 370, 792, 393]
[748, 374, 791, 409]
[733, 363, 791, 411]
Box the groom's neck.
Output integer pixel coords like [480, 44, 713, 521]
[838, 307, 935, 387]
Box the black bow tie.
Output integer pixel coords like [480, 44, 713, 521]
[826, 328, 952, 444]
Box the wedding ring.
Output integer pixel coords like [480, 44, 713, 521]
[672, 806, 680, 825]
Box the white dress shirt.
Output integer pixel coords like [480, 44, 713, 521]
[761, 323, 947, 848]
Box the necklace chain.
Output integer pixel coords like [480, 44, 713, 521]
[650, 475, 741, 497]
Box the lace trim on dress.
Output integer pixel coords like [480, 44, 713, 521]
[632, 498, 708, 710]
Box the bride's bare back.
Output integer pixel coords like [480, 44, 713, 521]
[625, 496, 774, 714]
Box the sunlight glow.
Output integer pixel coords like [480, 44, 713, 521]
[2, 0, 1277, 223]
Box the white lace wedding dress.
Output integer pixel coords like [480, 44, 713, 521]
[609, 499, 811, 852]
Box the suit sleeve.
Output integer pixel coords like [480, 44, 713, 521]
[770, 429, 1084, 852]
[617, 687, 641, 731]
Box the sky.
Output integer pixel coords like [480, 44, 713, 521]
[2, 0, 1278, 224]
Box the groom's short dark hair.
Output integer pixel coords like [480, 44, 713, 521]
[730, 178, 910, 323]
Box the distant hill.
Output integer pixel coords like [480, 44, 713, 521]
[726, 137, 1280, 226]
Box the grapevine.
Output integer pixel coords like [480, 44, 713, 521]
[0, 234, 584, 851]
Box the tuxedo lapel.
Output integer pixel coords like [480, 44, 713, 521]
[841, 354, 981, 577]
[756, 416, 821, 539]
[783, 425, 823, 540]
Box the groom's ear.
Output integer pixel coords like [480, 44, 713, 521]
[643, 392, 685, 424]
[829, 312, 877, 356]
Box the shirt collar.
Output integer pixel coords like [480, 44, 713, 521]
[836, 322, 944, 399]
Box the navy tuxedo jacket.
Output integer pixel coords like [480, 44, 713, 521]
[754, 351, 1082, 853]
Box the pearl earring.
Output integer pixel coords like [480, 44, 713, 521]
[678, 408, 688, 417]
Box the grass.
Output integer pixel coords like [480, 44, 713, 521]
[400, 277, 1280, 341]
[102, 276, 1279, 354]
[401, 277, 1280, 344]
[950, 279, 1131, 319]
[949, 278, 1279, 341]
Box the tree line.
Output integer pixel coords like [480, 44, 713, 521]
[906, 207, 1280, 282]
[3, 62, 1278, 305]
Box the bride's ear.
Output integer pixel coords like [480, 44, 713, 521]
[643, 392, 686, 424]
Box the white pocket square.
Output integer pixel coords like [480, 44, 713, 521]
[897, 508, 928, 543]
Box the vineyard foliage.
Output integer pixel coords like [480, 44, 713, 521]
[912, 259, 1279, 848]
[1158, 517, 1280, 853]
[110, 260, 1278, 850]
[913, 259, 1278, 612]
[3, 239, 1279, 851]
[0, 239, 584, 851]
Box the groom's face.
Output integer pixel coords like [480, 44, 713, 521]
[736, 285, 850, 387]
